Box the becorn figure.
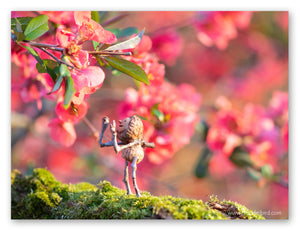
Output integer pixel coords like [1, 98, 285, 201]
[99, 115, 155, 197]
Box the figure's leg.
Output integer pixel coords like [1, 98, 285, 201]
[99, 117, 114, 147]
[131, 157, 141, 197]
[123, 160, 132, 195]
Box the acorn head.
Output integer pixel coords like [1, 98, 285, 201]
[117, 115, 144, 143]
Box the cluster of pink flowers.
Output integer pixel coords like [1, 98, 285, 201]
[118, 35, 202, 164]
[12, 11, 117, 147]
[206, 91, 288, 176]
[193, 11, 252, 50]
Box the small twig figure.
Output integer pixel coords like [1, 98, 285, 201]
[99, 115, 155, 197]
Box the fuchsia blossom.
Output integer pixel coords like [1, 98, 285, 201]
[206, 92, 288, 172]
[125, 35, 165, 86]
[193, 11, 252, 50]
[38, 11, 76, 27]
[118, 82, 201, 164]
[55, 100, 88, 124]
[151, 29, 183, 66]
[48, 118, 77, 147]
[56, 12, 116, 69]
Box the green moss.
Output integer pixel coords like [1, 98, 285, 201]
[11, 168, 265, 220]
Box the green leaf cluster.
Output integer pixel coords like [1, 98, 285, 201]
[11, 15, 49, 41]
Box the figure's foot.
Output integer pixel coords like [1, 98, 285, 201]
[136, 192, 141, 198]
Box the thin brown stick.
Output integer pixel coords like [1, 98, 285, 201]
[101, 13, 129, 27]
[88, 51, 132, 56]
[82, 117, 99, 140]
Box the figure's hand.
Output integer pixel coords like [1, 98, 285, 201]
[102, 116, 110, 125]
[110, 120, 117, 135]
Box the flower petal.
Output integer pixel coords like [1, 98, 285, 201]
[48, 118, 76, 147]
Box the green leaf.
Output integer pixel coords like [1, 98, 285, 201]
[194, 146, 213, 178]
[118, 27, 140, 38]
[103, 56, 149, 85]
[246, 168, 261, 182]
[51, 74, 64, 93]
[36, 59, 59, 82]
[151, 107, 164, 122]
[91, 11, 100, 23]
[92, 41, 100, 50]
[260, 164, 274, 179]
[24, 15, 49, 41]
[229, 147, 254, 168]
[105, 28, 145, 51]
[20, 45, 44, 66]
[59, 63, 71, 78]
[136, 115, 148, 121]
[11, 17, 33, 31]
[106, 27, 140, 39]
[64, 76, 76, 109]
[55, 64, 75, 108]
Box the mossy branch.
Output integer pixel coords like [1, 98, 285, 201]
[11, 168, 264, 220]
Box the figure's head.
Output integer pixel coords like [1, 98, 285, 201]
[117, 115, 144, 143]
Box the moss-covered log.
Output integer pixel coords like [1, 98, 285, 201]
[11, 168, 264, 220]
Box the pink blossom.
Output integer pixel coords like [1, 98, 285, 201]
[19, 74, 53, 110]
[71, 66, 105, 95]
[118, 82, 201, 164]
[281, 121, 289, 152]
[48, 118, 77, 147]
[193, 11, 252, 50]
[124, 35, 165, 86]
[268, 91, 289, 120]
[74, 11, 116, 44]
[151, 29, 183, 65]
[55, 100, 88, 124]
[38, 11, 76, 27]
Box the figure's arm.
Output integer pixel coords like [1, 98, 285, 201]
[98, 117, 114, 147]
[110, 120, 140, 153]
[142, 141, 155, 149]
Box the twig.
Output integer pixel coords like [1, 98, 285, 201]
[82, 117, 100, 140]
[37, 47, 79, 71]
[101, 13, 129, 27]
[26, 41, 64, 52]
[88, 51, 132, 56]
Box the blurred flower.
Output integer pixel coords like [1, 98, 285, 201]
[118, 82, 201, 164]
[193, 11, 252, 50]
[206, 93, 288, 172]
[151, 29, 183, 65]
[48, 118, 77, 147]
[124, 35, 165, 86]
[38, 11, 76, 27]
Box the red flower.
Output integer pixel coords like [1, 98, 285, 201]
[56, 12, 116, 69]
[74, 11, 116, 44]
[193, 11, 252, 50]
[71, 66, 105, 98]
[151, 29, 183, 66]
[118, 82, 201, 164]
[48, 118, 76, 147]
[124, 35, 165, 86]
[55, 100, 88, 124]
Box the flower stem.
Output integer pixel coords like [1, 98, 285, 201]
[88, 51, 132, 56]
[82, 117, 99, 140]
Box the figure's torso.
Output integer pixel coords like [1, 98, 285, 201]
[121, 145, 144, 163]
